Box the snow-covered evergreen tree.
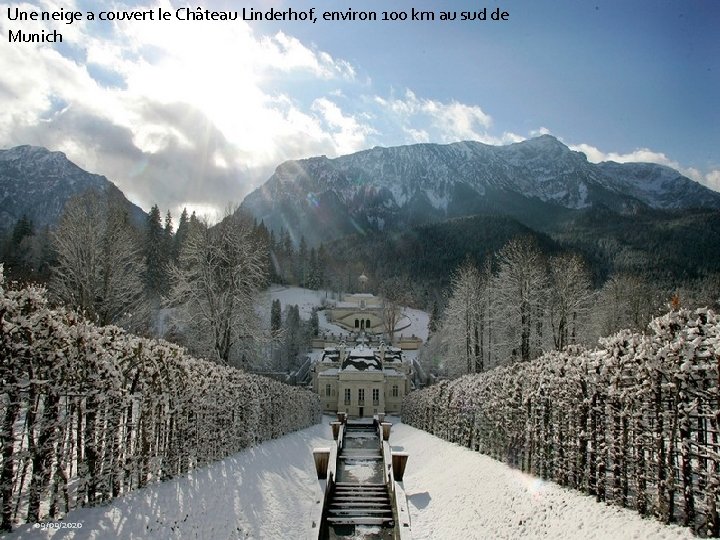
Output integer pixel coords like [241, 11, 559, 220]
[271, 298, 282, 335]
[144, 204, 170, 298]
[173, 208, 190, 263]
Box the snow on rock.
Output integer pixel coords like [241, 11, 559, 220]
[393, 422, 694, 540]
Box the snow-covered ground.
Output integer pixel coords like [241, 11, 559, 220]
[257, 285, 430, 342]
[257, 286, 333, 321]
[8, 421, 331, 540]
[394, 422, 694, 540]
[256, 286, 346, 335]
[11, 419, 694, 540]
[395, 307, 429, 341]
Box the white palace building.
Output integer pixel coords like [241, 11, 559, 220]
[312, 342, 412, 418]
[308, 274, 417, 418]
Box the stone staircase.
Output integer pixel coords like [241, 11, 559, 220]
[326, 482, 394, 527]
[314, 419, 409, 539]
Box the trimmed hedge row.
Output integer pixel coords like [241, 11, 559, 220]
[0, 278, 321, 531]
[403, 308, 720, 536]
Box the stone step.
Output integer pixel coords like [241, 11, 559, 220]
[331, 501, 391, 508]
[327, 517, 395, 526]
[335, 487, 387, 492]
[332, 497, 390, 504]
[328, 508, 393, 515]
[335, 482, 385, 489]
[334, 490, 389, 494]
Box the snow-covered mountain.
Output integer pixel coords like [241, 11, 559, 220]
[0, 145, 146, 230]
[597, 160, 718, 210]
[240, 135, 720, 244]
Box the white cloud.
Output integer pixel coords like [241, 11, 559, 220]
[311, 97, 375, 156]
[3, 0, 717, 218]
[376, 89, 492, 143]
[570, 144, 675, 167]
[374, 89, 527, 147]
[701, 169, 720, 192]
[0, 1, 368, 218]
[529, 127, 552, 137]
[262, 32, 356, 80]
[403, 127, 430, 143]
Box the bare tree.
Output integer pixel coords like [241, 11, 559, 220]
[167, 213, 267, 366]
[378, 276, 408, 344]
[548, 253, 594, 350]
[443, 261, 485, 375]
[590, 273, 660, 339]
[494, 236, 548, 362]
[51, 191, 147, 330]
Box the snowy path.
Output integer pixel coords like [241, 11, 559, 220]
[394, 423, 694, 540]
[10, 419, 695, 539]
[8, 423, 329, 540]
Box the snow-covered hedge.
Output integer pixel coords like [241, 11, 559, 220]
[0, 277, 321, 531]
[403, 308, 720, 536]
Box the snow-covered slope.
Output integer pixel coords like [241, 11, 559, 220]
[9, 419, 694, 540]
[0, 145, 146, 230]
[240, 135, 720, 244]
[257, 285, 430, 341]
[598, 160, 719, 210]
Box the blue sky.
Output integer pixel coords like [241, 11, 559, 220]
[0, 0, 717, 218]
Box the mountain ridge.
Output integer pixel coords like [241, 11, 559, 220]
[240, 135, 720, 245]
[0, 145, 146, 230]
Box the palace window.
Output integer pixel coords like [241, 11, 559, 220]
[326, 383, 332, 397]
[344, 388, 351, 405]
[392, 385, 399, 398]
[372, 388, 380, 405]
[358, 388, 365, 405]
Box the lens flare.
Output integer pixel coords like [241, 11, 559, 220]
[306, 192, 320, 208]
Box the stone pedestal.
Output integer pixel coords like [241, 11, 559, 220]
[312, 447, 330, 479]
[330, 421, 342, 440]
[392, 452, 409, 481]
[381, 422, 392, 441]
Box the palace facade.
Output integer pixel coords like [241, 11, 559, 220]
[312, 342, 411, 418]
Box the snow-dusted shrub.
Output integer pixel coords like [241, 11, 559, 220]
[403, 308, 720, 536]
[0, 277, 321, 531]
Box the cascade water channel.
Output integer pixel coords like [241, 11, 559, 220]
[316, 419, 410, 539]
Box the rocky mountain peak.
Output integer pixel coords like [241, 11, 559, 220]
[240, 136, 720, 246]
[0, 145, 146, 230]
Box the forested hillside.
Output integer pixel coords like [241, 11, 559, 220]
[322, 207, 720, 292]
[550, 206, 720, 282]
